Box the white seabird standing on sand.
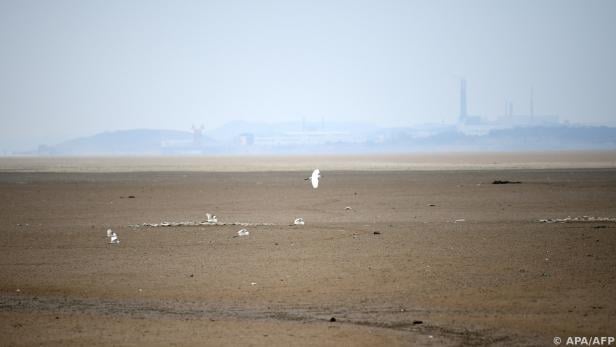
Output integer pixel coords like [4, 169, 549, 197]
[206, 213, 218, 223]
[107, 229, 113, 238]
[109, 231, 120, 244]
[305, 169, 321, 189]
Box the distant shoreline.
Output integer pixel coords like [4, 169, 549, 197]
[1, 151, 616, 173]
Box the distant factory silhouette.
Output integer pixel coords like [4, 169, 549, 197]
[21, 79, 616, 156]
[457, 79, 559, 134]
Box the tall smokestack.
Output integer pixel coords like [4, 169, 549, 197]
[460, 79, 467, 122]
[530, 87, 534, 119]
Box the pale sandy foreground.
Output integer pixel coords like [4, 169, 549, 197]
[1, 154, 615, 346]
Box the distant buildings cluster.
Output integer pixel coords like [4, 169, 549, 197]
[11, 79, 615, 156]
[231, 78, 563, 147]
[457, 79, 559, 135]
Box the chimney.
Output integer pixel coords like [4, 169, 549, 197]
[460, 79, 468, 122]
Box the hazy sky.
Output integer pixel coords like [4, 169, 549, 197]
[1, 0, 615, 151]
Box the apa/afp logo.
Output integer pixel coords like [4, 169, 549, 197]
[554, 336, 615, 346]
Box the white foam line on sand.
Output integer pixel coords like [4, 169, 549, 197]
[129, 221, 276, 228]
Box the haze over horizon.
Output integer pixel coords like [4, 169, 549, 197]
[1, 0, 616, 152]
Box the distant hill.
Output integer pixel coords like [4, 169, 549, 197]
[39, 129, 211, 155]
[390, 125, 616, 151]
[29, 123, 616, 156]
[486, 126, 616, 150]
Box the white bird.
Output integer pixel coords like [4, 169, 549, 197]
[106, 229, 113, 238]
[305, 169, 321, 189]
[237, 229, 249, 237]
[293, 218, 305, 225]
[109, 232, 120, 244]
[206, 213, 218, 223]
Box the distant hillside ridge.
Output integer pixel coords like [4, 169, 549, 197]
[39, 129, 212, 155]
[29, 123, 616, 156]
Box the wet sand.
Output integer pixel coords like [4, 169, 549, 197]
[1, 155, 615, 346]
[2, 151, 616, 172]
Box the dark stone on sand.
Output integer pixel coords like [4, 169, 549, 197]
[329, 317, 336, 322]
[128, 195, 136, 198]
[373, 231, 381, 235]
[492, 180, 521, 184]
[593, 225, 607, 229]
[189, 274, 194, 278]
[412, 320, 423, 325]
[428, 204, 436, 207]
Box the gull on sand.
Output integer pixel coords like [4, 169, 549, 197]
[109, 231, 120, 244]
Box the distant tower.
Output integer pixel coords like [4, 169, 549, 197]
[459, 79, 468, 122]
[530, 87, 535, 119]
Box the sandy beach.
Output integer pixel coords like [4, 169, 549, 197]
[1, 154, 615, 346]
